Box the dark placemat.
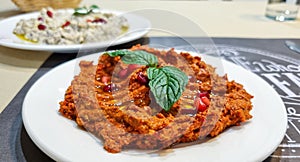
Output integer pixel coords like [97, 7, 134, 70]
[1, 37, 300, 162]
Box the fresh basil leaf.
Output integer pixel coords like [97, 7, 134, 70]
[122, 50, 158, 66]
[90, 5, 100, 9]
[74, 7, 89, 15]
[107, 50, 158, 67]
[89, 5, 100, 13]
[147, 66, 188, 111]
[106, 50, 128, 57]
[160, 66, 189, 87]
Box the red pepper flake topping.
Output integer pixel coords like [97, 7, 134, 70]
[37, 24, 46, 30]
[37, 17, 43, 21]
[62, 21, 71, 28]
[46, 11, 53, 18]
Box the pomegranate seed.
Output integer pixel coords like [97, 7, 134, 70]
[62, 21, 71, 28]
[101, 76, 111, 83]
[118, 69, 128, 78]
[92, 18, 107, 23]
[199, 91, 209, 98]
[194, 97, 207, 112]
[128, 64, 140, 73]
[103, 83, 115, 92]
[37, 17, 43, 21]
[201, 96, 210, 106]
[37, 24, 46, 30]
[46, 11, 53, 18]
[137, 72, 148, 85]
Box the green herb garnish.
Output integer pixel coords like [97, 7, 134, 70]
[108, 50, 158, 67]
[73, 5, 100, 16]
[89, 5, 100, 13]
[107, 50, 188, 112]
[147, 66, 188, 111]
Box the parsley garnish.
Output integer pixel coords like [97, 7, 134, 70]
[73, 5, 100, 16]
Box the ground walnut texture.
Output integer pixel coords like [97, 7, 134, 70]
[59, 45, 253, 153]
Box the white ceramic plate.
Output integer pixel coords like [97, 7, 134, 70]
[0, 9, 151, 53]
[22, 52, 287, 162]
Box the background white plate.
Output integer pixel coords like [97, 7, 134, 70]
[0, 9, 151, 53]
[22, 52, 287, 162]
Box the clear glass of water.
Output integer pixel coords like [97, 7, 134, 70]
[265, 0, 299, 21]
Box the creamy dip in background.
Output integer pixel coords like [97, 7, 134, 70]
[13, 7, 129, 45]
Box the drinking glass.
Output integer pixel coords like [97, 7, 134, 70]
[265, 0, 299, 21]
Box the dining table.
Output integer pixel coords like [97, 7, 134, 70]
[0, 0, 300, 161]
